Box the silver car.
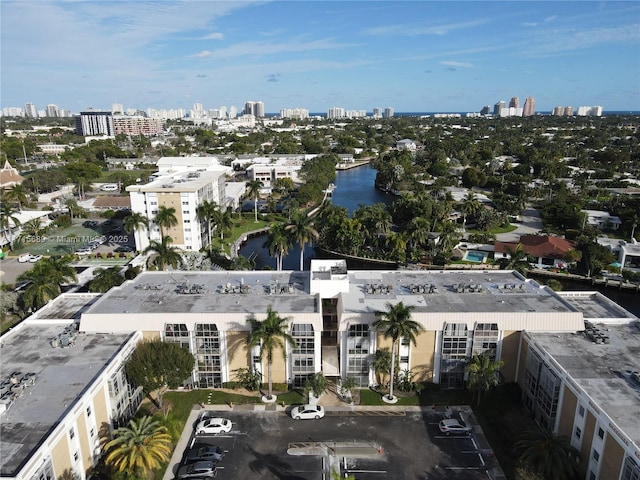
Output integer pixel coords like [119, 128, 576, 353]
[177, 460, 217, 479]
[438, 418, 473, 435]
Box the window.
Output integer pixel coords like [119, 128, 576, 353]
[598, 427, 605, 439]
[90, 428, 95, 438]
[589, 472, 596, 480]
[73, 450, 79, 462]
[621, 456, 640, 480]
[593, 450, 600, 462]
[183, 210, 189, 214]
[86, 406, 92, 417]
[69, 427, 75, 440]
[400, 355, 409, 364]
[578, 405, 585, 417]
[184, 219, 191, 223]
[575, 427, 582, 439]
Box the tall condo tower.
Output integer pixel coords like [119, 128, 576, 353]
[523, 97, 535, 117]
[509, 97, 520, 108]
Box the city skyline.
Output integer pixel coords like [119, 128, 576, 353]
[1, 1, 639, 113]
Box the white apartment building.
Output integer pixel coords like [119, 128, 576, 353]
[280, 108, 309, 120]
[126, 162, 229, 251]
[327, 107, 345, 119]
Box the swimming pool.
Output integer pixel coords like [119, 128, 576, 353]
[463, 250, 488, 263]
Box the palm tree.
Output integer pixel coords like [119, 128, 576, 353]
[372, 347, 392, 387]
[286, 210, 319, 271]
[89, 267, 125, 293]
[123, 212, 149, 249]
[196, 200, 219, 254]
[18, 218, 45, 239]
[245, 179, 264, 222]
[104, 416, 172, 477]
[4, 184, 31, 211]
[218, 207, 234, 240]
[0, 203, 21, 249]
[516, 427, 581, 480]
[373, 301, 425, 402]
[264, 223, 291, 270]
[144, 236, 182, 271]
[500, 243, 529, 275]
[385, 232, 407, 263]
[460, 192, 482, 232]
[19, 256, 77, 310]
[154, 205, 178, 238]
[246, 305, 295, 401]
[465, 353, 504, 407]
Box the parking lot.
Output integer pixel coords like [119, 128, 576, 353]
[167, 406, 501, 480]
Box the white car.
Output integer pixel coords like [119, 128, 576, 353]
[291, 404, 325, 420]
[438, 418, 473, 435]
[28, 255, 43, 263]
[75, 248, 93, 256]
[195, 417, 232, 435]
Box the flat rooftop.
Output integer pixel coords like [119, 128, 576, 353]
[558, 291, 637, 320]
[87, 271, 315, 315]
[0, 323, 133, 477]
[29, 293, 101, 320]
[126, 170, 225, 193]
[342, 270, 573, 314]
[529, 321, 640, 448]
[86, 269, 574, 316]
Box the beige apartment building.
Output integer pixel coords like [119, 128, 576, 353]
[2, 261, 638, 479]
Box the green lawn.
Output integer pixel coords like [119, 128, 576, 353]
[211, 215, 279, 254]
[467, 224, 518, 235]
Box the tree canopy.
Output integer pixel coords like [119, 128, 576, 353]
[125, 339, 195, 408]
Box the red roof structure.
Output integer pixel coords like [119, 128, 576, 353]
[0, 161, 25, 189]
[495, 235, 576, 260]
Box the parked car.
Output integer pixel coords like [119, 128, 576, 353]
[28, 255, 43, 263]
[291, 404, 325, 420]
[185, 445, 225, 463]
[114, 245, 134, 253]
[76, 248, 93, 256]
[177, 460, 217, 479]
[438, 418, 473, 435]
[18, 253, 32, 263]
[195, 418, 232, 435]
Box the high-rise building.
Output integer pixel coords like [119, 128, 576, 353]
[24, 103, 38, 118]
[523, 97, 535, 117]
[243, 101, 255, 116]
[280, 108, 309, 120]
[229, 106, 237, 119]
[255, 101, 265, 118]
[509, 97, 520, 109]
[327, 107, 345, 119]
[383, 107, 394, 118]
[112, 103, 124, 115]
[494, 101, 505, 115]
[480, 105, 491, 115]
[113, 116, 164, 136]
[45, 104, 59, 117]
[372, 107, 382, 118]
[75, 111, 115, 136]
[219, 106, 228, 119]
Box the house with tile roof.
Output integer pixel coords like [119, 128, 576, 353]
[495, 234, 578, 269]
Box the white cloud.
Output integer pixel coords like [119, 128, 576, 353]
[200, 38, 358, 60]
[545, 15, 558, 22]
[203, 32, 224, 40]
[364, 19, 487, 36]
[440, 61, 473, 68]
[194, 51, 212, 58]
[523, 22, 539, 27]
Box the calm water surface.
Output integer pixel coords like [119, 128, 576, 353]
[239, 165, 392, 269]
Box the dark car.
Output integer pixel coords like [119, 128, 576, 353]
[114, 245, 134, 252]
[177, 460, 217, 479]
[185, 445, 225, 463]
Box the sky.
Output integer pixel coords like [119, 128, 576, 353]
[1, 0, 639, 114]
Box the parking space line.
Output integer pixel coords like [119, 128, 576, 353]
[478, 453, 485, 466]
